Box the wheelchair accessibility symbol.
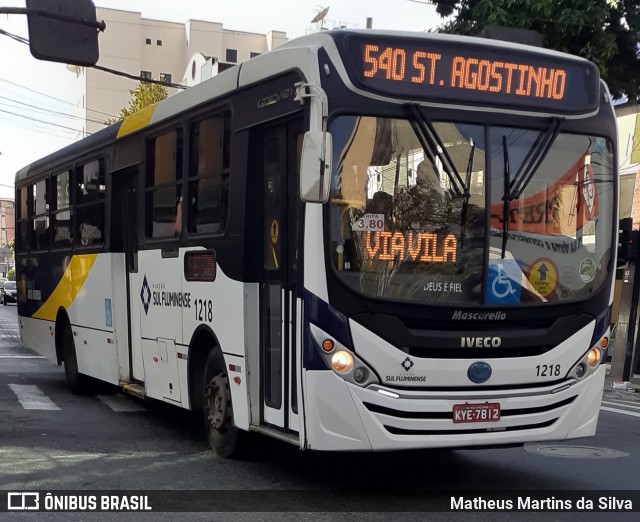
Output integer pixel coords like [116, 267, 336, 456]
[487, 260, 521, 304]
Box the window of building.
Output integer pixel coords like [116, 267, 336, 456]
[145, 38, 151, 45]
[250, 52, 261, 59]
[188, 112, 230, 235]
[157, 39, 162, 46]
[225, 48, 238, 63]
[31, 178, 49, 250]
[52, 170, 72, 247]
[75, 159, 105, 246]
[146, 130, 183, 238]
[140, 70, 152, 80]
[160, 73, 172, 85]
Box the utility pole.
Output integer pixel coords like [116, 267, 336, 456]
[623, 229, 640, 381]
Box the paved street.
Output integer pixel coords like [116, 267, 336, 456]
[0, 303, 639, 518]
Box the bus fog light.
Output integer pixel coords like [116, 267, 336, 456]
[587, 347, 602, 367]
[353, 367, 368, 383]
[331, 351, 354, 374]
[575, 363, 587, 379]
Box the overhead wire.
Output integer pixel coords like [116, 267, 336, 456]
[0, 108, 89, 135]
[0, 94, 108, 126]
[0, 76, 117, 119]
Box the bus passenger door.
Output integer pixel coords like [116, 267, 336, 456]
[260, 120, 303, 435]
[111, 168, 143, 383]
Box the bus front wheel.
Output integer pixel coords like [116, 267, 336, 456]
[202, 350, 247, 458]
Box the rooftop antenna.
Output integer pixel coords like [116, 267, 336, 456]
[311, 6, 330, 30]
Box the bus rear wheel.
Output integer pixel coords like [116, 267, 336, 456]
[62, 322, 91, 394]
[202, 350, 247, 458]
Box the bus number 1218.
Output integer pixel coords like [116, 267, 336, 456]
[195, 299, 213, 322]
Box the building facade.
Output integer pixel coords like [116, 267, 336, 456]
[75, 8, 287, 134]
[0, 199, 15, 278]
[615, 102, 640, 226]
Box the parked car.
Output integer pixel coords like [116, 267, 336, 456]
[1, 280, 17, 305]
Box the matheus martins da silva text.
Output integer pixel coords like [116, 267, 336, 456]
[451, 496, 633, 511]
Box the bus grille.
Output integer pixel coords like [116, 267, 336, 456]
[362, 394, 577, 436]
[384, 418, 557, 436]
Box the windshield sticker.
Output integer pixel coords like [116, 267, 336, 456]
[528, 258, 558, 297]
[364, 231, 457, 263]
[486, 259, 522, 304]
[579, 258, 597, 283]
[352, 213, 385, 232]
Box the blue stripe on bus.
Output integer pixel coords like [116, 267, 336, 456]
[303, 290, 352, 370]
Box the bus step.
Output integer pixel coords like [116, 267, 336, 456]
[121, 382, 146, 399]
[251, 425, 299, 446]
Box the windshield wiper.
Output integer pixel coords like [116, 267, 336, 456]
[501, 135, 511, 259]
[509, 118, 561, 200]
[500, 119, 562, 259]
[406, 104, 467, 199]
[459, 141, 475, 248]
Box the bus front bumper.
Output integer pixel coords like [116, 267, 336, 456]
[304, 365, 606, 451]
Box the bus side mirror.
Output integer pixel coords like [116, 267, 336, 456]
[300, 131, 332, 203]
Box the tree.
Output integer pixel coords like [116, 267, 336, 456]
[105, 81, 168, 124]
[433, 0, 640, 100]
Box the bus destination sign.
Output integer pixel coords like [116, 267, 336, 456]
[342, 36, 600, 114]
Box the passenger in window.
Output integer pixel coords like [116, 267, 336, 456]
[173, 188, 183, 235]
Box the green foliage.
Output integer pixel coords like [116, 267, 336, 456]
[433, 0, 640, 100]
[7, 268, 15, 281]
[105, 82, 168, 124]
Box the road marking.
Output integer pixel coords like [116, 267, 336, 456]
[600, 406, 640, 418]
[0, 355, 45, 359]
[96, 394, 146, 412]
[8, 384, 60, 410]
[601, 400, 640, 410]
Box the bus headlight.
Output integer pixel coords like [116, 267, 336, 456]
[586, 346, 602, 367]
[310, 324, 378, 387]
[331, 351, 354, 374]
[569, 330, 609, 380]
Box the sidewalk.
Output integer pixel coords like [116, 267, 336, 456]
[604, 369, 639, 401]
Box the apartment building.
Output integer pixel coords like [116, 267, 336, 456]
[74, 8, 287, 134]
[616, 102, 640, 226]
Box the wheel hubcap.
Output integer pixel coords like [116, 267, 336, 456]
[206, 375, 228, 431]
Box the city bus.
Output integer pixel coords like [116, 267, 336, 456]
[15, 29, 617, 457]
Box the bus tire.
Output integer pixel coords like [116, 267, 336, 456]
[202, 349, 248, 458]
[62, 322, 90, 394]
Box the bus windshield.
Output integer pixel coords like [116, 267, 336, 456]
[329, 115, 615, 306]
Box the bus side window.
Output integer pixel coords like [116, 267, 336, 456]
[188, 112, 230, 235]
[146, 130, 183, 239]
[31, 178, 50, 251]
[16, 186, 29, 253]
[75, 159, 105, 246]
[52, 170, 72, 247]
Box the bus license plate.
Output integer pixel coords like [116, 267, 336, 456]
[452, 403, 500, 424]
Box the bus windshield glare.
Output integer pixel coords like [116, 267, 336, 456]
[329, 115, 614, 306]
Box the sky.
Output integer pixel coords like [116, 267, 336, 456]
[0, 0, 443, 200]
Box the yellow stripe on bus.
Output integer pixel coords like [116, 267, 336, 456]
[117, 103, 158, 138]
[32, 254, 98, 321]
